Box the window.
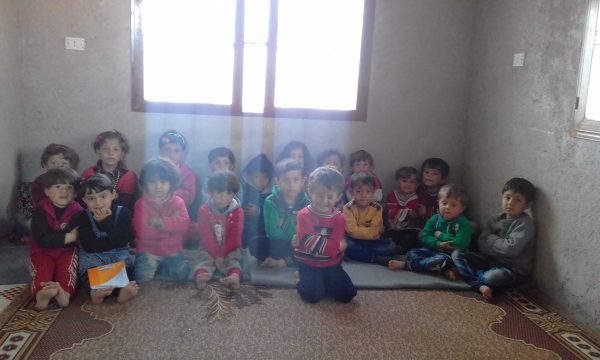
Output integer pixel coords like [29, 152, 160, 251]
[131, 0, 375, 121]
[574, 0, 600, 141]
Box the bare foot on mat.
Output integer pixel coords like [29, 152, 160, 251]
[222, 273, 240, 289]
[117, 281, 139, 303]
[388, 260, 406, 270]
[55, 284, 71, 308]
[479, 285, 493, 300]
[91, 288, 114, 304]
[35, 283, 58, 310]
[195, 273, 211, 290]
[444, 268, 459, 281]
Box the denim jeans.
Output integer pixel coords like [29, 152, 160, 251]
[297, 264, 356, 303]
[406, 247, 451, 274]
[134, 252, 190, 283]
[345, 236, 399, 263]
[451, 249, 516, 289]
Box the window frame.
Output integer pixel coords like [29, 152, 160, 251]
[131, 0, 375, 121]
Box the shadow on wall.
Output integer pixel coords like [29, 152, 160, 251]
[532, 188, 558, 289]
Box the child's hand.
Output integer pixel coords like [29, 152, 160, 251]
[439, 241, 455, 252]
[434, 230, 442, 239]
[149, 217, 163, 229]
[291, 234, 300, 248]
[65, 227, 79, 244]
[92, 207, 112, 222]
[339, 239, 347, 253]
[244, 204, 259, 217]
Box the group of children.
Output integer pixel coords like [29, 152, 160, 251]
[18, 129, 536, 309]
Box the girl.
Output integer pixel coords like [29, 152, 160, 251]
[134, 158, 190, 282]
[78, 173, 138, 304]
[275, 141, 315, 176]
[81, 130, 138, 211]
[158, 130, 197, 208]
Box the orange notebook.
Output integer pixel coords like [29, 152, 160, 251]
[87, 261, 129, 289]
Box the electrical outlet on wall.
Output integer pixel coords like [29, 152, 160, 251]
[65, 37, 85, 51]
[512, 52, 525, 67]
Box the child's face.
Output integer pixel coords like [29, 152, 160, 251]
[352, 160, 371, 174]
[145, 178, 171, 203]
[250, 171, 270, 191]
[210, 156, 233, 172]
[160, 143, 185, 165]
[96, 138, 124, 170]
[82, 189, 116, 213]
[438, 196, 465, 221]
[44, 183, 75, 208]
[397, 175, 419, 194]
[351, 183, 374, 208]
[309, 183, 342, 214]
[422, 167, 444, 188]
[210, 190, 235, 209]
[323, 154, 342, 172]
[289, 148, 304, 168]
[276, 169, 304, 201]
[502, 190, 529, 219]
[43, 154, 71, 170]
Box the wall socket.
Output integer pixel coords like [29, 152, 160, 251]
[512, 52, 525, 67]
[65, 37, 85, 51]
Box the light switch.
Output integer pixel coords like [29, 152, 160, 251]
[512, 52, 525, 67]
[65, 37, 85, 51]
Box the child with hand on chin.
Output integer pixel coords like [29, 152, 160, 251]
[77, 174, 138, 304]
[30, 168, 83, 310]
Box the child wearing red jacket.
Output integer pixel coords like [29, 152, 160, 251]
[194, 171, 244, 290]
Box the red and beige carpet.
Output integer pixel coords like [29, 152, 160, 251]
[1, 282, 599, 359]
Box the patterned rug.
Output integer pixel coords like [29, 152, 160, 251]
[1, 283, 598, 359]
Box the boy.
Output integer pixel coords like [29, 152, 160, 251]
[257, 158, 310, 267]
[294, 166, 356, 303]
[389, 184, 471, 278]
[345, 150, 383, 203]
[385, 167, 423, 252]
[417, 158, 449, 222]
[344, 173, 400, 265]
[194, 171, 244, 290]
[201, 147, 238, 205]
[30, 167, 83, 310]
[451, 178, 536, 300]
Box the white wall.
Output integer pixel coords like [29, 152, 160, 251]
[465, 0, 599, 327]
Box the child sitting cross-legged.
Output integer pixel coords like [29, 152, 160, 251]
[194, 171, 244, 290]
[451, 178, 536, 300]
[389, 184, 472, 278]
[77, 173, 138, 304]
[344, 173, 401, 265]
[294, 166, 357, 303]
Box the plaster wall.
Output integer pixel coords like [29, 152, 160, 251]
[15, 0, 473, 196]
[465, 0, 599, 327]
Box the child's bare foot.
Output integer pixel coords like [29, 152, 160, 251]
[55, 284, 71, 308]
[117, 281, 139, 303]
[195, 273, 211, 290]
[35, 283, 58, 310]
[91, 288, 114, 304]
[262, 257, 286, 268]
[222, 273, 240, 289]
[293, 271, 300, 284]
[479, 285, 493, 300]
[444, 268, 459, 281]
[388, 260, 406, 270]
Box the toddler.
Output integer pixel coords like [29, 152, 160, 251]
[158, 130, 197, 208]
[417, 158, 449, 222]
[194, 171, 244, 290]
[29, 168, 82, 310]
[316, 148, 345, 174]
[385, 166, 423, 252]
[78, 173, 138, 304]
[134, 158, 190, 282]
[201, 146, 237, 205]
[294, 166, 357, 303]
[275, 141, 315, 176]
[345, 150, 383, 203]
[81, 130, 138, 211]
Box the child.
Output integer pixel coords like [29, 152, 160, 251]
[158, 130, 197, 208]
[389, 184, 471, 278]
[81, 131, 138, 211]
[239, 153, 274, 248]
[201, 147, 237, 205]
[194, 171, 244, 290]
[385, 167, 423, 252]
[134, 158, 190, 283]
[294, 166, 357, 303]
[316, 148, 346, 174]
[451, 178, 536, 300]
[345, 150, 383, 203]
[256, 158, 310, 267]
[77, 174, 138, 304]
[275, 141, 315, 176]
[344, 172, 400, 265]
[29, 168, 83, 310]
[416, 158, 449, 222]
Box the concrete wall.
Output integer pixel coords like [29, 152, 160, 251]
[465, 0, 599, 327]
[15, 0, 473, 196]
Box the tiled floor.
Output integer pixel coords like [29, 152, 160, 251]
[0, 284, 26, 313]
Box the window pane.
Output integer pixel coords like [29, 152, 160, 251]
[586, 13, 600, 121]
[243, 44, 267, 113]
[275, 0, 364, 110]
[142, 0, 236, 104]
[244, 0, 270, 44]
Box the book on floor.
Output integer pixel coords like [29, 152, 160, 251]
[87, 261, 129, 289]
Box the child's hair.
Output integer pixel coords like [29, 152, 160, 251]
[78, 173, 114, 198]
[208, 147, 235, 165]
[245, 154, 274, 176]
[421, 158, 450, 178]
[350, 172, 376, 190]
[307, 166, 344, 193]
[40, 143, 80, 169]
[276, 141, 314, 171]
[159, 130, 187, 151]
[317, 149, 346, 168]
[207, 171, 240, 193]
[502, 177, 536, 203]
[437, 184, 468, 208]
[40, 167, 79, 189]
[139, 158, 181, 190]
[349, 149, 374, 167]
[92, 130, 130, 154]
[395, 166, 421, 182]
[274, 158, 303, 178]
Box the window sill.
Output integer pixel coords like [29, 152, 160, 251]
[571, 119, 600, 142]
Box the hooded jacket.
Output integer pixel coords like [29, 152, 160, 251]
[240, 154, 274, 243]
[198, 198, 244, 259]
